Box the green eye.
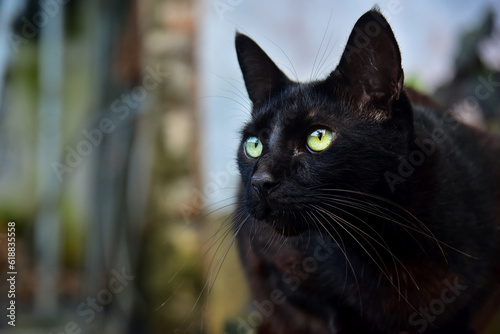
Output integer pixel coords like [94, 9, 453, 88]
[306, 129, 334, 152]
[245, 137, 263, 158]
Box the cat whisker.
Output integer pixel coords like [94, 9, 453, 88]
[310, 188, 454, 261]
[333, 189, 448, 259]
[260, 35, 299, 82]
[202, 213, 248, 296]
[312, 204, 392, 278]
[308, 209, 363, 309]
[198, 94, 251, 116]
[311, 204, 408, 301]
[312, 202, 421, 297]
[167, 208, 248, 334]
[315, 207, 428, 318]
[157, 201, 245, 294]
[183, 216, 248, 334]
[310, 9, 333, 81]
[332, 190, 476, 259]
[312, 27, 338, 80]
[313, 195, 430, 257]
[220, 88, 252, 107]
[316, 204, 420, 290]
[195, 201, 246, 252]
[303, 208, 363, 312]
[207, 216, 247, 291]
[210, 71, 253, 108]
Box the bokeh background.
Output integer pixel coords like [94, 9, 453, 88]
[0, 0, 499, 333]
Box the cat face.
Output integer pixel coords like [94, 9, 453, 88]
[236, 10, 414, 235]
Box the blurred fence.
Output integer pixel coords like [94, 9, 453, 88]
[0, 0, 208, 333]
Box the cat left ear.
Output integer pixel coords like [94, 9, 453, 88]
[331, 9, 404, 118]
[235, 33, 291, 109]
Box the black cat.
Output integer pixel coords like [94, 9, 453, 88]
[232, 9, 500, 334]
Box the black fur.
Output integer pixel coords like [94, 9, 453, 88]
[233, 9, 500, 334]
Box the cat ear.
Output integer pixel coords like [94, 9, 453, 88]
[331, 9, 404, 117]
[235, 33, 291, 108]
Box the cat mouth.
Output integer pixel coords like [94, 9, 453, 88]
[248, 191, 312, 235]
[253, 207, 309, 236]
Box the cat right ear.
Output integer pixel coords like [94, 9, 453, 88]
[235, 33, 291, 108]
[330, 9, 404, 120]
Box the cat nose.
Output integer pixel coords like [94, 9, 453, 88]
[251, 171, 279, 196]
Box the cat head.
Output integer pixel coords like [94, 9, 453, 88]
[235, 9, 413, 235]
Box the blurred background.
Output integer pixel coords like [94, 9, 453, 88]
[0, 0, 499, 333]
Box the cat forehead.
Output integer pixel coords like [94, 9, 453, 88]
[251, 105, 326, 132]
[251, 87, 337, 128]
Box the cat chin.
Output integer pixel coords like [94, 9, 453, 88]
[257, 214, 310, 237]
[248, 199, 311, 236]
[269, 222, 307, 237]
